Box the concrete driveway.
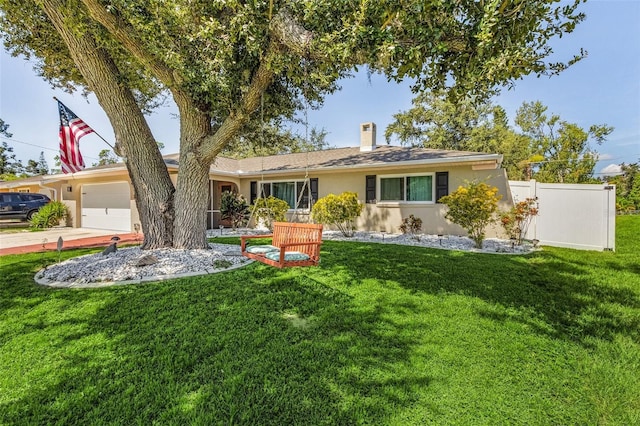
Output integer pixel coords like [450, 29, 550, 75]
[0, 227, 131, 250]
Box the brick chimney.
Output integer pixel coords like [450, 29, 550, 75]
[360, 122, 376, 152]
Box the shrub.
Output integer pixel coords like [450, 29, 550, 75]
[399, 214, 423, 240]
[250, 196, 289, 230]
[311, 191, 363, 237]
[499, 198, 539, 244]
[439, 181, 502, 249]
[29, 201, 69, 229]
[220, 191, 249, 230]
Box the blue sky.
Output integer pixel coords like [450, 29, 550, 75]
[1, 0, 638, 176]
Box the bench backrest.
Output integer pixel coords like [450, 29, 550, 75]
[271, 222, 323, 254]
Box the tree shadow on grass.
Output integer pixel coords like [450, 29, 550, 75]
[0, 261, 433, 425]
[315, 241, 640, 347]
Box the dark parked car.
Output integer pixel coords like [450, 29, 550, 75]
[0, 192, 51, 221]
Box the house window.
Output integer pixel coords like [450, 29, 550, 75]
[380, 177, 404, 201]
[256, 178, 318, 209]
[407, 176, 432, 201]
[271, 181, 297, 208]
[379, 174, 434, 203]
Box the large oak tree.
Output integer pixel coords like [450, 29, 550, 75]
[1, 0, 587, 248]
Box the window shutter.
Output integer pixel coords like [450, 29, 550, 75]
[310, 178, 319, 205]
[250, 181, 257, 204]
[435, 172, 449, 203]
[366, 175, 377, 203]
[262, 183, 271, 198]
[294, 180, 314, 208]
[296, 181, 306, 208]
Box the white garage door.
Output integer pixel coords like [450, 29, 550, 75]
[81, 182, 131, 231]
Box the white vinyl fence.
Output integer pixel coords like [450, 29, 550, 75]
[508, 180, 616, 251]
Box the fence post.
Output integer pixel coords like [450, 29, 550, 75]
[604, 185, 616, 251]
[529, 180, 538, 241]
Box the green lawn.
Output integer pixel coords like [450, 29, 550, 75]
[1, 217, 639, 425]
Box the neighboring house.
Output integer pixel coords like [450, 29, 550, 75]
[0, 123, 513, 235]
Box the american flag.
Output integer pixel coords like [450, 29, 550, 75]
[58, 101, 94, 174]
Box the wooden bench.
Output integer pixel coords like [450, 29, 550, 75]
[241, 222, 323, 268]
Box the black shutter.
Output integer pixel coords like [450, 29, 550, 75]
[435, 172, 449, 203]
[294, 181, 307, 208]
[250, 181, 257, 204]
[366, 175, 376, 203]
[310, 178, 319, 206]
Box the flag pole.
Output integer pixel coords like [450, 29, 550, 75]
[53, 96, 122, 157]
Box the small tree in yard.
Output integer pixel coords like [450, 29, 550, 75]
[439, 181, 502, 249]
[312, 192, 363, 237]
[500, 198, 539, 244]
[220, 191, 249, 230]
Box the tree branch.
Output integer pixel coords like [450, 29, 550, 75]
[197, 44, 276, 163]
[270, 8, 314, 57]
[79, 0, 177, 87]
[76, 3, 316, 163]
[198, 9, 315, 161]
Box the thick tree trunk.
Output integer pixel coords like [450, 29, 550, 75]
[40, 0, 175, 249]
[172, 95, 211, 249]
[172, 152, 210, 249]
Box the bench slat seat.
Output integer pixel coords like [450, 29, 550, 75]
[241, 222, 323, 268]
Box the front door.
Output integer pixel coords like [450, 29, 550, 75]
[206, 180, 238, 230]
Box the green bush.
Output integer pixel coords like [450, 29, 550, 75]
[29, 201, 69, 229]
[311, 191, 363, 237]
[439, 181, 501, 248]
[250, 196, 289, 230]
[220, 191, 249, 230]
[399, 214, 423, 240]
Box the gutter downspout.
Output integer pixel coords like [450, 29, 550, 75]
[39, 180, 58, 202]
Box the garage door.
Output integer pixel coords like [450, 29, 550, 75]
[81, 182, 131, 231]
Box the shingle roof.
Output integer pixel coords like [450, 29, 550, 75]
[211, 146, 501, 176]
[0, 174, 48, 186]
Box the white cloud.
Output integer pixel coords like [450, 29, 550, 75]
[600, 164, 623, 176]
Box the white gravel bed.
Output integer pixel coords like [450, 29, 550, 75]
[35, 243, 249, 288]
[209, 228, 536, 254]
[320, 231, 536, 254]
[36, 230, 536, 288]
